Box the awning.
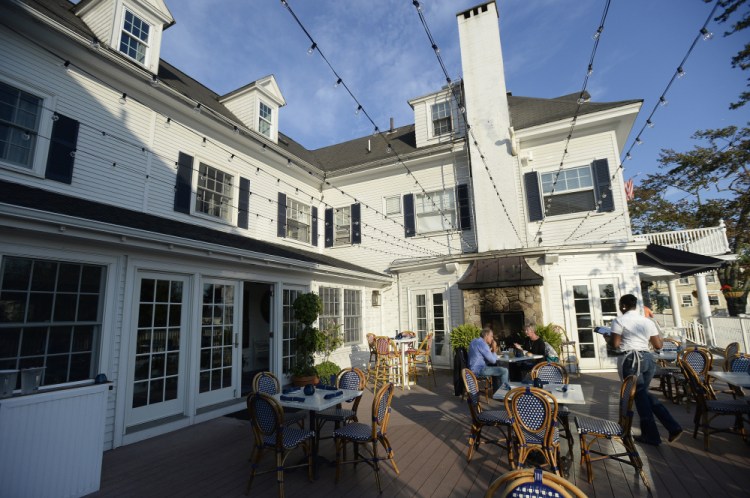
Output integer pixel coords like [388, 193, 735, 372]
[457, 256, 543, 290]
[636, 243, 725, 277]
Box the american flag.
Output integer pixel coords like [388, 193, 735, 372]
[624, 178, 634, 201]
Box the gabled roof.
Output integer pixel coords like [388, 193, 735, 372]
[507, 93, 641, 130]
[0, 180, 387, 278]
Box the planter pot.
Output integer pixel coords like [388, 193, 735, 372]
[725, 291, 744, 298]
[291, 375, 319, 387]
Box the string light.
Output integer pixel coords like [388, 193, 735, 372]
[193, 103, 202, 113]
[677, 66, 686, 78]
[233, 126, 240, 135]
[334, 78, 342, 88]
[90, 37, 100, 49]
[700, 27, 713, 40]
[355, 105, 362, 116]
[151, 75, 159, 87]
[119, 93, 127, 105]
[164, 117, 171, 128]
[635, 137, 643, 145]
[307, 42, 317, 55]
[659, 96, 668, 106]
[62, 60, 71, 72]
[202, 137, 207, 147]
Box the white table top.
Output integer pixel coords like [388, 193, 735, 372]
[272, 388, 363, 412]
[496, 352, 544, 363]
[708, 371, 750, 388]
[394, 337, 417, 345]
[492, 382, 586, 405]
[653, 351, 724, 363]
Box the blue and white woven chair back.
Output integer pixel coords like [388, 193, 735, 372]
[730, 353, 750, 373]
[249, 393, 280, 437]
[463, 369, 480, 405]
[535, 363, 566, 384]
[662, 340, 679, 352]
[374, 383, 395, 434]
[681, 348, 709, 377]
[516, 392, 547, 433]
[338, 369, 362, 390]
[255, 373, 279, 395]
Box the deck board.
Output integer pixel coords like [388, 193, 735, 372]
[87, 371, 750, 498]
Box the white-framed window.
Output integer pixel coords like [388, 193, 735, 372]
[431, 101, 452, 136]
[416, 188, 456, 234]
[708, 294, 720, 306]
[119, 9, 150, 65]
[384, 195, 401, 215]
[334, 206, 351, 246]
[540, 165, 596, 216]
[0, 256, 105, 388]
[678, 277, 690, 285]
[680, 294, 693, 307]
[259, 102, 272, 137]
[195, 162, 233, 222]
[319, 287, 361, 345]
[0, 80, 49, 173]
[286, 198, 311, 243]
[705, 273, 717, 283]
[343, 289, 361, 344]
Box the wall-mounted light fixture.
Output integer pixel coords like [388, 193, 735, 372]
[372, 290, 381, 307]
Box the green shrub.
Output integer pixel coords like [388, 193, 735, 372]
[535, 323, 563, 355]
[450, 323, 482, 351]
[315, 361, 341, 386]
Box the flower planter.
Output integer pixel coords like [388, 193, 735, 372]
[725, 291, 744, 298]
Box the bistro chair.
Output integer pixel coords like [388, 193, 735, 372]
[407, 333, 436, 387]
[484, 468, 588, 498]
[315, 367, 366, 440]
[246, 392, 314, 497]
[530, 362, 574, 451]
[678, 347, 715, 408]
[723, 353, 750, 398]
[372, 336, 399, 392]
[504, 386, 561, 475]
[365, 333, 378, 383]
[461, 368, 514, 466]
[333, 382, 399, 494]
[251, 371, 306, 428]
[556, 325, 580, 378]
[681, 358, 750, 450]
[656, 339, 685, 404]
[723, 342, 740, 372]
[574, 375, 651, 493]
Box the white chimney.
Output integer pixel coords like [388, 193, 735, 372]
[457, 1, 523, 251]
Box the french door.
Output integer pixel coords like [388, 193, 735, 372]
[127, 274, 189, 426]
[566, 278, 620, 370]
[412, 288, 449, 368]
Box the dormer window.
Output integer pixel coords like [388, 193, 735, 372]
[431, 101, 452, 136]
[259, 102, 272, 137]
[120, 10, 151, 65]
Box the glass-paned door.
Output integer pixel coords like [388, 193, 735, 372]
[128, 274, 188, 426]
[567, 279, 619, 370]
[281, 288, 304, 380]
[413, 288, 449, 368]
[197, 281, 239, 407]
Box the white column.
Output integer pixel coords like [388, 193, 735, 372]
[694, 273, 712, 326]
[667, 278, 683, 328]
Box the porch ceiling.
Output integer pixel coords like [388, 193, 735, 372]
[456, 256, 543, 290]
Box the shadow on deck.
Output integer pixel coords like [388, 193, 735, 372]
[87, 371, 750, 497]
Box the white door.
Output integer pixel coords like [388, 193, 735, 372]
[196, 280, 241, 408]
[567, 279, 620, 370]
[412, 288, 449, 368]
[127, 274, 189, 427]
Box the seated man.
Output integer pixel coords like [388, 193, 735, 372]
[468, 327, 509, 391]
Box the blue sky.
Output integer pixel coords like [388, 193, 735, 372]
[159, 0, 747, 201]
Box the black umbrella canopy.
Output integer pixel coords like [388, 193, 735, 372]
[636, 244, 725, 277]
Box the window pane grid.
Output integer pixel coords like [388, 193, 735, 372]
[120, 11, 150, 64]
[196, 163, 233, 221]
[431, 102, 452, 136]
[0, 81, 41, 168]
[415, 189, 456, 233]
[282, 289, 302, 373]
[199, 283, 234, 393]
[259, 103, 272, 137]
[343, 289, 361, 344]
[334, 206, 351, 246]
[286, 199, 311, 243]
[0, 257, 103, 388]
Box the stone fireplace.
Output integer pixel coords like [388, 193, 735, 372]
[462, 285, 543, 341]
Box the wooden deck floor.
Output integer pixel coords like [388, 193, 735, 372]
[88, 371, 750, 497]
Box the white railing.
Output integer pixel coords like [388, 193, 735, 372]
[706, 316, 750, 352]
[635, 221, 730, 256]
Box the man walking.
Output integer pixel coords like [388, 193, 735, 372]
[611, 294, 683, 445]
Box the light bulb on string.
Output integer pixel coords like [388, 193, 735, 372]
[635, 137, 643, 145]
[307, 42, 317, 55]
[700, 28, 713, 41]
[193, 103, 202, 113]
[677, 66, 686, 78]
[592, 26, 603, 40]
[119, 93, 127, 105]
[151, 75, 159, 87]
[63, 60, 71, 73]
[646, 119, 654, 128]
[233, 126, 240, 135]
[659, 96, 668, 106]
[432, 44, 440, 54]
[202, 137, 207, 147]
[355, 105, 362, 116]
[334, 78, 342, 88]
[164, 117, 171, 128]
[587, 64, 593, 76]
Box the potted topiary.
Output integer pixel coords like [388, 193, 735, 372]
[290, 292, 325, 386]
[316, 318, 344, 386]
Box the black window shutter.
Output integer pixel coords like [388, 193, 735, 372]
[351, 203, 361, 244]
[524, 172, 544, 222]
[311, 206, 318, 246]
[403, 194, 415, 237]
[277, 192, 287, 237]
[593, 159, 614, 212]
[45, 113, 79, 184]
[237, 177, 250, 229]
[173, 152, 194, 214]
[456, 184, 471, 230]
[324, 208, 334, 248]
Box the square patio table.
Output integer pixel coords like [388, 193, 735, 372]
[708, 371, 750, 389]
[273, 387, 363, 478]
